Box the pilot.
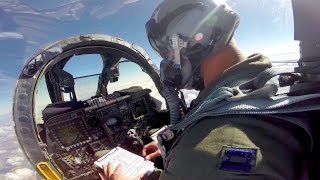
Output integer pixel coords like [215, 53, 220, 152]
[100, 0, 309, 179]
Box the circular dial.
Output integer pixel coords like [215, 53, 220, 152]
[87, 117, 100, 127]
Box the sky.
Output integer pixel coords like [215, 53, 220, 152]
[0, 0, 300, 178]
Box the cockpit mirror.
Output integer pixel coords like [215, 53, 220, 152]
[53, 68, 77, 101]
[109, 64, 119, 83]
[53, 69, 75, 93]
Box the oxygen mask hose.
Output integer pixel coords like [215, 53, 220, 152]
[159, 34, 189, 124]
[160, 60, 182, 125]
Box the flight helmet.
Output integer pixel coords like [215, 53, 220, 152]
[146, 0, 240, 89]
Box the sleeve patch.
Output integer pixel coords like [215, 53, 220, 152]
[219, 146, 257, 173]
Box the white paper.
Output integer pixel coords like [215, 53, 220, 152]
[94, 146, 154, 177]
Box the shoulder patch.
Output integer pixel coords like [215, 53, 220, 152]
[219, 146, 258, 173]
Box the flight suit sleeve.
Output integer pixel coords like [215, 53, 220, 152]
[158, 115, 307, 180]
[144, 168, 162, 180]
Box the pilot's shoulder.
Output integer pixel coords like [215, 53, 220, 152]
[164, 115, 304, 179]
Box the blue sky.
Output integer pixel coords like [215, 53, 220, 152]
[0, 0, 298, 118]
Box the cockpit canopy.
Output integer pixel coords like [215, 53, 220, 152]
[13, 34, 168, 179]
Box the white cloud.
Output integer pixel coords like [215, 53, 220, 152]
[0, 71, 16, 116]
[13, 149, 22, 154]
[6, 156, 25, 166]
[0, 112, 13, 126]
[38, 0, 142, 20]
[88, 0, 142, 19]
[0, 126, 14, 136]
[0, 150, 8, 154]
[123, 0, 139, 5]
[0, 32, 24, 40]
[4, 168, 37, 180]
[45, 2, 85, 20]
[255, 42, 300, 65]
[0, 122, 37, 178]
[243, 41, 300, 63]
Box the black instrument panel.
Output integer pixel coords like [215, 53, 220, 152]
[43, 88, 157, 178]
[42, 88, 157, 178]
[45, 88, 153, 151]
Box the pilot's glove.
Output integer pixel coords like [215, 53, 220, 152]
[142, 141, 161, 160]
[99, 163, 143, 180]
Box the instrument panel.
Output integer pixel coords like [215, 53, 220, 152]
[42, 87, 158, 178]
[53, 118, 91, 150]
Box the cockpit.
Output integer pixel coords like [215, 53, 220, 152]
[14, 34, 169, 179]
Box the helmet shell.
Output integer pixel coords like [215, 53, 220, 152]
[146, 0, 240, 62]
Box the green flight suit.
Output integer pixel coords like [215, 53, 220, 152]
[158, 54, 309, 180]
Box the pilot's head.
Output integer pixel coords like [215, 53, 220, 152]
[146, 0, 243, 90]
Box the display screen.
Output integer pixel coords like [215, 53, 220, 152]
[55, 124, 87, 147]
[132, 101, 147, 118]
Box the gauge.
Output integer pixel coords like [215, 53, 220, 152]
[87, 117, 100, 127]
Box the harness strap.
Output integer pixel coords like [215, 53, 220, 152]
[157, 65, 320, 166]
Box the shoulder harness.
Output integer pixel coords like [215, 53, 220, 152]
[157, 61, 320, 168]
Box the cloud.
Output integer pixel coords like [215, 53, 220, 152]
[0, 112, 12, 126]
[257, 42, 300, 64]
[0, 126, 14, 136]
[70, 0, 142, 19]
[4, 168, 37, 180]
[45, 1, 85, 20]
[0, 71, 16, 116]
[3, 0, 143, 21]
[0, 32, 24, 40]
[0, 0, 58, 44]
[88, 0, 125, 19]
[0, 150, 8, 154]
[0, 104, 12, 118]
[6, 156, 25, 166]
[0, 0, 144, 64]
[123, 0, 140, 5]
[0, 124, 39, 178]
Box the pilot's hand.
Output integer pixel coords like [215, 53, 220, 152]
[99, 163, 142, 180]
[142, 141, 161, 160]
